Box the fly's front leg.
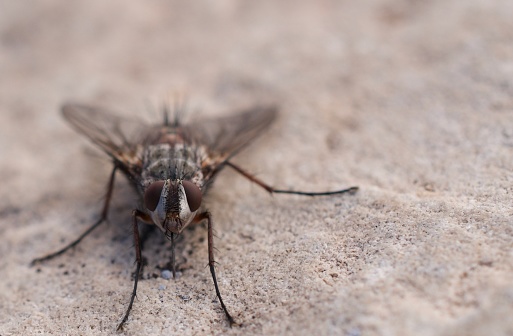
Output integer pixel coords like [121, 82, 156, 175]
[31, 166, 118, 265]
[195, 211, 236, 327]
[225, 161, 358, 196]
[170, 233, 176, 279]
[117, 209, 150, 331]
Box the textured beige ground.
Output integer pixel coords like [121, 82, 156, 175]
[1, 1, 513, 335]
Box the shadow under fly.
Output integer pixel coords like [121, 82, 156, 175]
[31, 102, 358, 330]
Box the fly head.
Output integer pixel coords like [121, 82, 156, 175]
[144, 179, 202, 236]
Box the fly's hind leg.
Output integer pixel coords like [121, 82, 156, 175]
[31, 166, 118, 265]
[225, 161, 358, 196]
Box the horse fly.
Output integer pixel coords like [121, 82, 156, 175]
[31, 102, 358, 330]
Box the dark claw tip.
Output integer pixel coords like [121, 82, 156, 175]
[229, 320, 236, 328]
[349, 186, 359, 194]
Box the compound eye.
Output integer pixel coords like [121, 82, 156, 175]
[182, 181, 202, 212]
[144, 181, 165, 211]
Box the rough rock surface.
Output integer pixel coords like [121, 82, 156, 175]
[1, 1, 512, 335]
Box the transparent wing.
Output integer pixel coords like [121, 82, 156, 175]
[62, 103, 150, 163]
[63, 103, 278, 167]
[183, 105, 278, 160]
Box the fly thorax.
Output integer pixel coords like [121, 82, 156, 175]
[141, 143, 205, 186]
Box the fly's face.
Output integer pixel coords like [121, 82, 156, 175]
[143, 179, 203, 235]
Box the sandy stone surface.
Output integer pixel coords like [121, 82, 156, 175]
[1, 1, 512, 335]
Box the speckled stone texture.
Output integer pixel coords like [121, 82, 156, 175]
[1, 1, 512, 335]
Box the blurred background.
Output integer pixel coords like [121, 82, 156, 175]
[1, 1, 513, 335]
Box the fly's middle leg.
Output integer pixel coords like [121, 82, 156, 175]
[225, 161, 358, 197]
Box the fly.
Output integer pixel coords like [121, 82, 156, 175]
[31, 102, 358, 330]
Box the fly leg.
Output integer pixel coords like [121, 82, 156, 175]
[195, 211, 236, 327]
[225, 161, 358, 196]
[170, 233, 176, 279]
[31, 166, 118, 265]
[134, 224, 156, 280]
[117, 209, 149, 331]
